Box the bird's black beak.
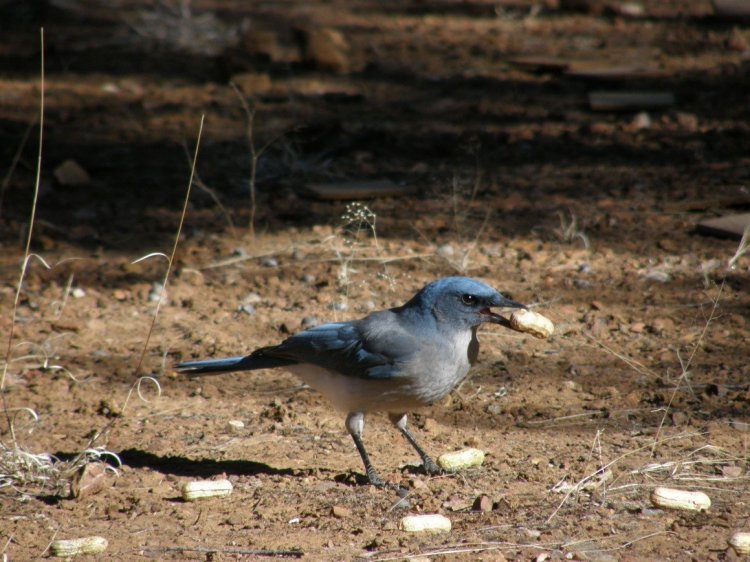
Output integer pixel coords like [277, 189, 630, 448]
[480, 294, 526, 328]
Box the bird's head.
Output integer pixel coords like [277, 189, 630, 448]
[408, 276, 526, 331]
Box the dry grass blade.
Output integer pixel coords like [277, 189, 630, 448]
[651, 280, 724, 455]
[1, 29, 46, 448]
[546, 430, 706, 524]
[130, 115, 204, 382]
[180, 139, 236, 237]
[85, 115, 205, 453]
[582, 333, 659, 379]
[728, 223, 750, 270]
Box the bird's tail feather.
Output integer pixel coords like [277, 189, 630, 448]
[176, 354, 295, 375]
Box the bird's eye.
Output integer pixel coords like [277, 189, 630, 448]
[461, 294, 477, 306]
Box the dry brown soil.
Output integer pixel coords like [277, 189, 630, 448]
[1, 1, 750, 560]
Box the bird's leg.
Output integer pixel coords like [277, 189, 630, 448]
[389, 413, 443, 476]
[346, 412, 388, 488]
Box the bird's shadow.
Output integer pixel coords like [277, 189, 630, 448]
[53, 448, 302, 480]
[55, 449, 431, 492]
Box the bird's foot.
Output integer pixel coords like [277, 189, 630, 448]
[365, 469, 408, 498]
[422, 456, 445, 476]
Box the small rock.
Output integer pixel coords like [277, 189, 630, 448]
[303, 28, 351, 73]
[230, 72, 272, 93]
[616, 2, 645, 17]
[301, 316, 320, 329]
[658, 238, 679, 252]
[301, 274, 316, 284]
[411, 478, 428, 490]
[331, 505, 352, 518]
[261, 257, 278, 268]
[671, 411, 689, 425]
[630, 322, 645, 333]
[112, 289, 129, 301]
[422, 418, 440, 433]
[727, 29, 748, 52]
[436, 244, 455, 258]
[53, 159, 91, 187]
[71, 287, 86, 299]
[643, 270, 671, 283]
[721, 465, 743, 478]
[232, 247, 249, 257]
[71, 462, 115, 499]
[472, 495, 493, 512]
[238, 304, 256, 316]
[630, 111, 651, 130]
[442, 493, 468, 511]
[243, 292, 262, 304]
[676, 112, 699, 132]
[148, 283, 165, 303]
[465, 436, 481, 448]
[329, 301, 348, 312]
[486, 403, 503, 415]
[523, 527, 542, 539]
[650, 317, 674, 334]
[227, 420, 245, 433]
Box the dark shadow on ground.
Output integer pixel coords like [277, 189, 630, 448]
[116, 447, 299, 478]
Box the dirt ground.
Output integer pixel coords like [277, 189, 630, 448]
[1, 0, 750, 560]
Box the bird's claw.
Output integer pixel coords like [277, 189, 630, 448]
[420, 455, 444, 476]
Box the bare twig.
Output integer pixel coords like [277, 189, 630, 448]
[231, 84, 264, 237]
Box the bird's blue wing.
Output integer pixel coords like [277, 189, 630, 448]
[256, 311, 417, 380]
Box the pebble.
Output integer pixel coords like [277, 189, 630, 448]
[472, 495, 493, 512]
[148, 283, 165, 303]
[301, 316, 320, 329]
[331, 505, 351, 518]
[630, 111, 651, 130]
[261, 257, 278, 268]
[53, 159, 91, 187]
[71, 287, 86, 298]
[227, 420, 245, 433]
[399, 514, 451, 533]
[238, 304, 256, 316]
[643, 270, 671, 283]
[112, 289, 129, 301]
[436, 244, 455, 258]
[303, 28, 351, 73]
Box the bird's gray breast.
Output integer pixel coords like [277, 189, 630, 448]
[404, 327, 479, 405]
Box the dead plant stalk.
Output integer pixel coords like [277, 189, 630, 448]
[1, 29, 45, 446]
[102, 114, 205, 432]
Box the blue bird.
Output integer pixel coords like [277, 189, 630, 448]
[177, 276, 525, 489]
